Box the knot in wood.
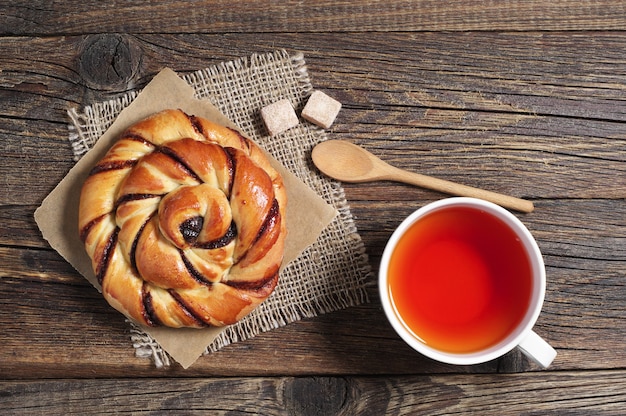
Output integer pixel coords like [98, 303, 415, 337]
[79, 34, 142, 91]
[284, 377, 348, 416]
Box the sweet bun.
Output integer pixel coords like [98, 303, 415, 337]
[78, 109, 287, 328]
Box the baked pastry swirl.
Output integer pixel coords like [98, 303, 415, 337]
[78, 109, 287, 328]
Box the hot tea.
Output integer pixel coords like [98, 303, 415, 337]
[387, 205, 533, 354]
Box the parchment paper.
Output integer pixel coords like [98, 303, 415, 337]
[35, 68, 337, 368]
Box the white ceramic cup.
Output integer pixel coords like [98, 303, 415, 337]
[379, 197, 557, 368]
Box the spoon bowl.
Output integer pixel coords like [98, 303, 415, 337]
[312, 139, 391, 182]
[312, 140, 534, 213]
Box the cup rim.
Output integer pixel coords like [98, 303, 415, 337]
[378, 197, 546, 365]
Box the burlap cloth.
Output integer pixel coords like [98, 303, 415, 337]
[67, 50, 372, 367]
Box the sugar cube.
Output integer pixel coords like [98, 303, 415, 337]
[302, 90, 342, 129]
[260, 99, 299, 136]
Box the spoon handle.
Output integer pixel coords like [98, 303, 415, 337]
[388, 166, 535, 213]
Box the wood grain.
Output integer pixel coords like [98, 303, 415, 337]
[3, 1, 626, 34]
[1, 371, 625, 415]
[1, 2, 626, 412]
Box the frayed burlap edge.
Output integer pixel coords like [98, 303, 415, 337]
[68, 50, 372, 368]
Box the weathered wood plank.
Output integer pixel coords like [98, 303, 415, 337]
[0, 205, 48, 248]
[1, 371, 625, 415]
[3, 1, 626, 35]
[4, 32, 626, 120]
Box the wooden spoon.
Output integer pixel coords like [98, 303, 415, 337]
[312, 140, 534, 213]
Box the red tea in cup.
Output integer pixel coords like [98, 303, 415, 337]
[379, 198, 556, 367]
[387, 205, 532, 354]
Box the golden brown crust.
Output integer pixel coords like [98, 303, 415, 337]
[79, 109, 287, 328]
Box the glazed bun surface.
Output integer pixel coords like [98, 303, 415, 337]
[79, 109, 287, 328]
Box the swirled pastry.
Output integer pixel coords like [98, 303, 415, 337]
[78, 109, 287, 328]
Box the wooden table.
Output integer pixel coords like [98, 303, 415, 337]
[2, 1, 625, 414]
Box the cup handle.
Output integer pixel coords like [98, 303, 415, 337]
[517, 330, 557, 368]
